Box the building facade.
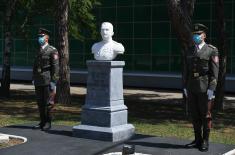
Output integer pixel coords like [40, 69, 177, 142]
[0, 0, 235, 90]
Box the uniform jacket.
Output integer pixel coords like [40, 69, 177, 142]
[33, 44, 59, 86]
[186, 43, 219, 93]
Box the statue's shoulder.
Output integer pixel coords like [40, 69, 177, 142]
[112, 40, 123, 48]
[112, 40, 125, 53]
[112, 40, 122, 45]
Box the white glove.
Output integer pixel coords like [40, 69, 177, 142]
[207, 89, 214, 100]
[183, 88, 188, 98]
[32, 80, 34, 85]
[49, 82, 56, 92]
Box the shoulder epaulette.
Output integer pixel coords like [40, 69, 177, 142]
[48, 45, 57, 52]
[208, 44, 217, 49]
[47, 45, 55, 49]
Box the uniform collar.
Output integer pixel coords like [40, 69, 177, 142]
[41, 43, 49, 49]
[198, 41, 205, 50]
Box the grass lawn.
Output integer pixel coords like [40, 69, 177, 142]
[0, 86, 235, 145]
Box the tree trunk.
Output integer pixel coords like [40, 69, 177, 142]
[214, 0, 227, 110]
[167, 0, 196, 115]
[56, 0, 71, 104]
[1, 0, 17, 98]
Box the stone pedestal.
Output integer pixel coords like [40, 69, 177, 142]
[73, 60, 134, 142]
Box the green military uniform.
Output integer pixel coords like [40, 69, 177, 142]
[185, 24, 219, 151]
[33, 28, 59, 130]
[186, 44, 219, 93]
[33, 45, 59, 86]
[187, 44, 219, 150]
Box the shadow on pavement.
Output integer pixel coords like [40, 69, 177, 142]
[126, 141, 186, 149]
[45, 129, 73, 137]
[6, 125, 34, 130]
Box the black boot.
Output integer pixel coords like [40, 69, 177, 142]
[42, 122, 51, 131]
[200, 129, 210, 152]
[42, 105, 52, 131]
[33, 122, 44, 130]
[185, 131, 202, 148]
[200, 140, 209, 152]
[185, 140, 200, 148]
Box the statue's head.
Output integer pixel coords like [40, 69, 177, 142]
[100, 22, 114, 41]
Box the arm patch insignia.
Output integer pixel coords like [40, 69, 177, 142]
[212, 56, 219, 63]
[53, 53, 59, 60]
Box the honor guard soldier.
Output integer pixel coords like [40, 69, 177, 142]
[32, 28, 59, 131]
[184, 24, 219, 151]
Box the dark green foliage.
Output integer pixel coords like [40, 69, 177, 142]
[1, 0, 100, 40]
[69, 0, 100, 40]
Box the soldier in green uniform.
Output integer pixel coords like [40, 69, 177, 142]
[32, 28, 59, 131]
[184, 24, 219, 151]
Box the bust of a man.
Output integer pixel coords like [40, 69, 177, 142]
[92, 22, 125, 60]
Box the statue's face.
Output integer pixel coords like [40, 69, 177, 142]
[101, 23, 114, 41]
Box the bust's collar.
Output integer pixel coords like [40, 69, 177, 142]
[102, 38, 113, 43]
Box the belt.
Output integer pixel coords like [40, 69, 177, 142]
[37, 67, 50, 73]
[193, 73, 200, 77]
[42, 67, 50, 72]
[192, 72, 208, 78]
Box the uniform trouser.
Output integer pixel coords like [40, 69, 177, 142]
[35, 85, 51, 126]
[188, 91, 213, 141]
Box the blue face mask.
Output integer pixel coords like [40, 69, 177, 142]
[193, 34, 202, 45]
[38, 36, 45, 46]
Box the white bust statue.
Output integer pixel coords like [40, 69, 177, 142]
[92, 22, 125, 60]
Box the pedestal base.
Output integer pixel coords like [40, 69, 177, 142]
[73, 124, 135, 142]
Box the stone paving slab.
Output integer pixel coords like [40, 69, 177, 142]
[0, 124, 234, 155]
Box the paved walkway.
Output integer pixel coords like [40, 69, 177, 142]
[10, 83, 183, 98]
[0, 124, 234, 155]
[10, 83, 235, 109]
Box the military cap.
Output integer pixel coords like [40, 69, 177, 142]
[38, 28, 51, 36]
[192, 23, 208, 34]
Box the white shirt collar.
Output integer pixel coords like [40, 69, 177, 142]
[41, 43, 48, 49]
[198, 41, 205, 50]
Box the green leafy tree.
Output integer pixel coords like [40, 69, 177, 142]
[215, 0, 228, 110]
[0, 0, 18, 98]
[0, 0, 100, 102]
[56, 0, 70, 104]
[0, 0, 55, 97]
[68, 0, 100, 40]
[167, 0, 196, 114]
[56, 0, 100, 104]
